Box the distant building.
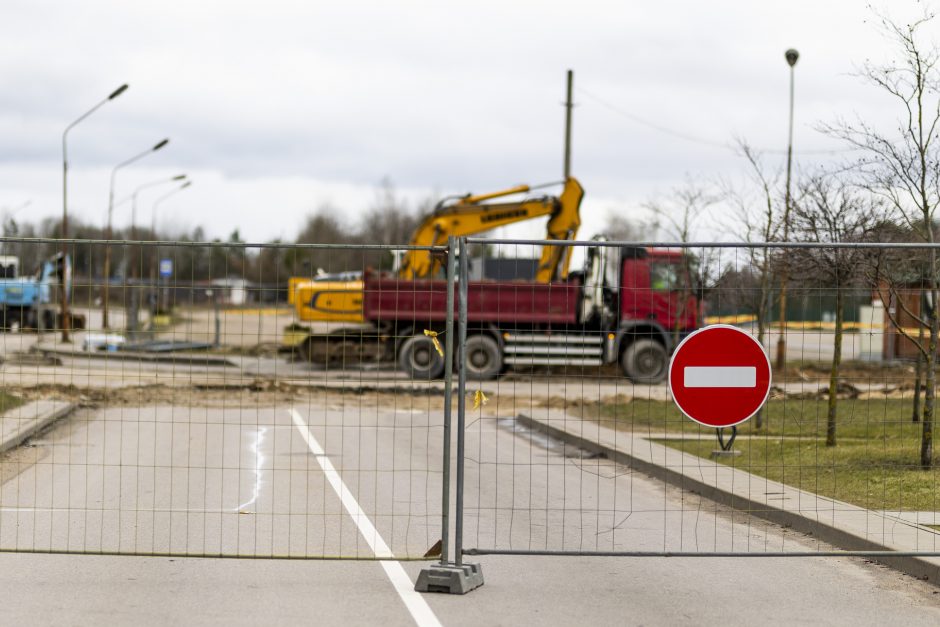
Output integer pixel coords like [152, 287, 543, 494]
[878, 285, 928, 361]
[209, 277, 253, 305]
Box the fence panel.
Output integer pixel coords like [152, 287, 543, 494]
[0, 237, 448, 560]
[455, 238, 940, 559]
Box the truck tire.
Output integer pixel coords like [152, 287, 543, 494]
[464, 334, 502, 380]
[621, 338, 667, 384]
[399, 334, 445, 380]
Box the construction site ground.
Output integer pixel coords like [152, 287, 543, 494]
[0, 304, 922, 410]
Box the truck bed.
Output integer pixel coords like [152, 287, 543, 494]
[362, 275, 579, 325]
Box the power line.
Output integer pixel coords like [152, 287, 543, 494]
[577, 86, 853, 156]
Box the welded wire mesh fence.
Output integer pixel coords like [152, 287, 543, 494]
[4, 236, 940, 564]
[456, 238, 940, 559]
[0, 237, 448, 559]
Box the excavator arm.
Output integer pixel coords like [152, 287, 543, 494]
[399, 177, 584, 280]
[534, 177, 584, 282]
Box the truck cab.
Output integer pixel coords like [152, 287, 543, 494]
[0, 253, 78, 331]
[613, 247, 700, 382]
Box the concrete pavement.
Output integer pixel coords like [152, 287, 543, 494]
[516, 408, 940, 581]
[1, 401, 939, 624]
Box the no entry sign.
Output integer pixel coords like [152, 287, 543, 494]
[668, 324, 772, 428]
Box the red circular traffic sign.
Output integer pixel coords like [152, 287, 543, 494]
[668, 324, 772, 428]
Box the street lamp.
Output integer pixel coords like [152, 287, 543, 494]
[150, 180, 192, 316]
[102, 138, 170, 329]
[61, 83, 128, 341]
[121, 174, 187, 336]
[775, 48, 799, 371]
[151, 180, 192, 237]
[129, 174, 187, 243]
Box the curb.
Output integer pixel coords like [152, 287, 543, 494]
[0, 400, 78, 455]
[34, 345, 235, 367]
[516, 411, 940, 585]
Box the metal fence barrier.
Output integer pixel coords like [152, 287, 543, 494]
[3, 235, 940, 582]
[454, 237, 940, 567]
[0, 237, 448, 560]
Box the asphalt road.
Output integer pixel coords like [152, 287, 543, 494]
[0, 402, 939, 625]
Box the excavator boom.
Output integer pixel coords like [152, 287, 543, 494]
[400, 177, 584, 279]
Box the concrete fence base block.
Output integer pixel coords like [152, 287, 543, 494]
[415, 563, 484, 594]
[710, 449, 742, 458]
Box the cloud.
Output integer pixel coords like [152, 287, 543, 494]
[0, 0, 929, 241]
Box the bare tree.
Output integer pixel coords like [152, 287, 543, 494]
[790, 175, 880, 447]
[864, 219, 930, 423]
[819, 9, 940, 467]
[645, 178, 714, 244]
[603, 212, 657, 242]
[358, 179, 422, 270]
[290, 205, 360, 275]
[723, 143, 784, 345]
[718, 142, 785, 429]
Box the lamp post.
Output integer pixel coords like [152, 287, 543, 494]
[150, 181, 192, 315]
[124, 174, 187, 336]
[61, 83, 128, 341]
[102, 138, 169, 330]
[129, 174, 187, 244]
[775, 48, 799, 371]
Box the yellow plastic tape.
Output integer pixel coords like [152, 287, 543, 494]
[423, 329, 444, 357]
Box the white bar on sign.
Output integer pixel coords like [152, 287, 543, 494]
[684, 366, 756, 388]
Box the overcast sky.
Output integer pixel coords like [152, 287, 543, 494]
[0, 0, 931, 243]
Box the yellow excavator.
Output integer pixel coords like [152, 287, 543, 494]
[287, 176, 585, 328]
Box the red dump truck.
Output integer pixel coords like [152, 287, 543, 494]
[323, 244, 701, 383]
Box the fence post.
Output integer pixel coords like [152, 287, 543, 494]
[415, 236, 484, 594]
[455, 236, 469, 565]
[440, 236, 456, 565]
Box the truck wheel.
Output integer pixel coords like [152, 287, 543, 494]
[621, 339, 667, 384]
[399, 334, 445, 380]
[464, 334, 502, 380]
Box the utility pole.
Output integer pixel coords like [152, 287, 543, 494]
[564, 69, 573, 180]
[775, 49, 799, 371]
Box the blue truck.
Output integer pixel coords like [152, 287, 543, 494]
[0, 253, 84, 330]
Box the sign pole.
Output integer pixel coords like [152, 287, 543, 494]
[715, 426, 739, 456]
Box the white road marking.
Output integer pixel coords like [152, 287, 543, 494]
[236, 427, 267, 513]
[684, 366, 756, 388]
[288, 408, 442, 627]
